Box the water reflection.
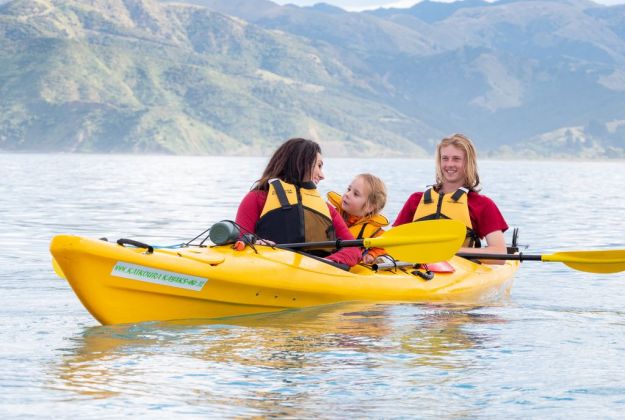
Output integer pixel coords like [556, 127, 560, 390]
[3, 155, 622, 417]
[395, 304, 507, 369]
[53, 302, 508, 410]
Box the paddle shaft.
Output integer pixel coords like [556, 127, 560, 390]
[456, 252, 542, 261]
[277, 239, 364, 250]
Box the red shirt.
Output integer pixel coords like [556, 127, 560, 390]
[393, 191, 508, 238]
[235, 190, 361, 267]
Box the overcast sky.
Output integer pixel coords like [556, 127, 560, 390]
[272, 0, 625, 11]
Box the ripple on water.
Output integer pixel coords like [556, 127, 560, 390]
[2, 156, 625, 417]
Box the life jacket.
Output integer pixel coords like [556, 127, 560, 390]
[256, 179, 336, 251]
[327, 191, 389, 239]
[412, 186, 481, 247]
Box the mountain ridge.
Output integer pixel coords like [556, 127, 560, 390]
[1, 0, 624, 158]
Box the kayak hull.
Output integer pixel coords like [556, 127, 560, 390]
[50, 235, 519, 325]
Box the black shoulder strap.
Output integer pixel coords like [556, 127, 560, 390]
[423, 188, 433, 204]
[356, 223, 367, 239]
[466, 228, 482, 248]
[270, 180, 291, 210]
[451, 187, 468, 202]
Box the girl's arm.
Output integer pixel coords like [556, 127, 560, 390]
[326, 205, 361, 267]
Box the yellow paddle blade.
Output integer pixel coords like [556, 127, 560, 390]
[52, 257, 66, 279]
[364, 219, 466, 263]
[543, 250, 625, 274]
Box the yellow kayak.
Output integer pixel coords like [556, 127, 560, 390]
[50, 234, 519, 325]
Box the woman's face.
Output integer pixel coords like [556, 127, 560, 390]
[342, 176, 372, 217]
[306, 152, 325, 185]
[439, 144, 466, 186]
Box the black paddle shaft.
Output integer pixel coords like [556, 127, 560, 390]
[277, 239, 364, 250]
[456, 252, 542, 261]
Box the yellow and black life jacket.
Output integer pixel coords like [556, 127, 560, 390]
[256, 179, 336, 250]
[412, 186, 481, 247]
[327, 191, 389, 239]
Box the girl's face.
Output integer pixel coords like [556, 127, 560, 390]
[439, 144, 466, 186]
[342, 176, 373, 217]
[306, 153, 325, 185]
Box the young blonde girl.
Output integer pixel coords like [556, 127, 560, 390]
[327, 173, 389, 264]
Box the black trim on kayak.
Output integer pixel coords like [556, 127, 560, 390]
[412, 269, 435, 280]
[116, 238, 154, 254]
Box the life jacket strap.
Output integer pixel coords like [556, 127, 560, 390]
[451, 187, 469, 202]
[423, 188, 433, 204]
[466, 229, 482, 248]
[270, 179, 292, 210]
[356, 223, 367, 239]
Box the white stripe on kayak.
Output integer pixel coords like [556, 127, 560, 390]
[111, 261, 208, 291]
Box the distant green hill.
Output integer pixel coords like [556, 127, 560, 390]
[0, 0, 432, 155]
[1, 0, 624, 158]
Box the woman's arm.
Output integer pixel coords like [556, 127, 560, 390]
[234, 190, 266, 235]
[325, 205, 361, 267]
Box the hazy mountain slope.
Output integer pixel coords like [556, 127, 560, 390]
[0, 0, 433, 155]
[189, 0, 625, 157]
[1, 0, 624, 157]
[373, 0, 625, 149]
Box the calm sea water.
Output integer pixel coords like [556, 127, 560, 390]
[2, 154, 625, 418]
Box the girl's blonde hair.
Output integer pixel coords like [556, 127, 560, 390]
[435, 133, 481, 192]
[356, 173, 387, 216]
